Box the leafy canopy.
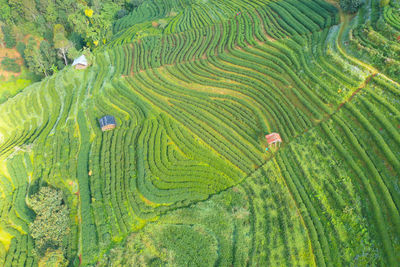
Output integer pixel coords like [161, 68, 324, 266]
[340, 0, 363, 13]
[28, 187, 70, 258]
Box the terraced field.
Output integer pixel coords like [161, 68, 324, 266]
[0, 0, 400, 265]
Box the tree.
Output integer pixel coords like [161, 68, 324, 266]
[340, 0, 363, 13]
[7, 0, 24, 24]
[68, 2, 120, 47]
[0, 0, 12, 23]
[1, 25, 16, 48]
[16, 42, 26, 58]
[13, 0, 39, 22]
[44, 1, 57, 26]
[24, 37, 47, 76]
[53, 24, 73, 65]
[28, 187, 70, 259]
[16, 41, 27, 67]
[39, 40, 57, 75]
[67, 4, 91, 43]
[24, 38, 56, 77]
[67, 46, 79, 62]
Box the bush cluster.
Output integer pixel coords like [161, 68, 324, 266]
[1, 57, 21, 73]
[340, 0, 363, 13]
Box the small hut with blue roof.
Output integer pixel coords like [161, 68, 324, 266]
[99, 115, 116, 131]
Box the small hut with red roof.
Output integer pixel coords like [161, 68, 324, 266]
[265, 133, 282, 147]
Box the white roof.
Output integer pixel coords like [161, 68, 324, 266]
[72, 55, 88, 66]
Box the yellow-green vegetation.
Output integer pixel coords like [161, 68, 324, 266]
[0, 75, 33, 104]
[0, 0, 400, 266]
[0, 226, 13, 250]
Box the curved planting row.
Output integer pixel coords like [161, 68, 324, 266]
[113, 0, 270, 36]
[0, 155, 37, 266]
[227, 77, 400, 265]
[348, 0, 400, 81]
[317, 80, 400, 265]
[2, 0, 399, 265]
[71, 76, 247, 260]
[0, 67, 94, 264]
[104, 0, 338, 77]
[112, 0, 185, 34]
[383, 5, 400, 31]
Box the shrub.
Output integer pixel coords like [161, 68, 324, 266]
[340, 0, 363, 13]
[38, 249, 69, 267]
[116, 9, 129, 19]
[1, 57, 21, 73]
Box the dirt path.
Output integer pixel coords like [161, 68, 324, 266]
[336, 73, 376, 110]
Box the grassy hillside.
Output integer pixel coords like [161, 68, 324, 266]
[0, 0, 400, 265]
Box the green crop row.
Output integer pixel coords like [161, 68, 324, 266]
[2, 235, 36, 267]
[102, 0, 338, 79]
[383, 6, 400, 31]
[275, 153, 329, 267]
[321, 118, 397, 266]
[76, 110, 99, 264]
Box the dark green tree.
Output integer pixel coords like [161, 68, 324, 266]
[16, 42, 26, 66]
[340, 0, 363, 13]
[40, 40, 57, 74]
[16, 42, 26, 57]
[1, 25, 16, 48]
[28, 187, 70, 258]
[24, 38, 48, 76]
[24, 38, 41, 75]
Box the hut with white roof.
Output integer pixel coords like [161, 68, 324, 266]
[72, 55, 88, 69]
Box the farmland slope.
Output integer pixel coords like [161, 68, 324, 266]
[0, 0, 400, 265]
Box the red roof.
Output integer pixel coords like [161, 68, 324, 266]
[265, 133, 282, 144]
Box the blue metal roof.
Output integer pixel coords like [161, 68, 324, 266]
[99, 115, 116, 128]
